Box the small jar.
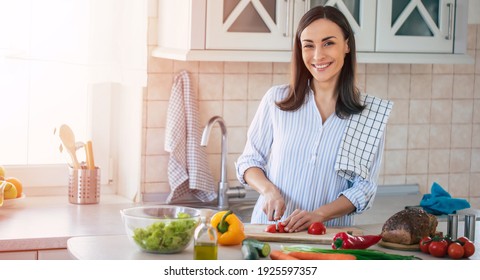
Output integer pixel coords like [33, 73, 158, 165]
[194, 214, 218, 260]
[464, 214, 476, 242]
[447, 214, 458, 240]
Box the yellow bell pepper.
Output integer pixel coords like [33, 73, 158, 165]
[211, 210, 245, 246]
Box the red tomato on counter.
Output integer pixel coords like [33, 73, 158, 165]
[307, 222, 326, 235]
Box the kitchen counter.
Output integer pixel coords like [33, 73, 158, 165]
[0, 195, 136, 252]
[67, 222, 480, 260]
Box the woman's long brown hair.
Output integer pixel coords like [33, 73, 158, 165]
[276, 5, 365, 118]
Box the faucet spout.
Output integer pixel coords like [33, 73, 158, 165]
[201, 116, 228, 209]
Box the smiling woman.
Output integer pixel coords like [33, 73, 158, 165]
[0, 0, 147, 192]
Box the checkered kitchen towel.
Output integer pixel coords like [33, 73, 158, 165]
[164, 70, 216, 202]
[335, 95, 393, 180]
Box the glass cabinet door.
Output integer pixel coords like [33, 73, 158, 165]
[206, 0, 300, 50]
[376, 0, 455, 53]
[308, 0, 376, 51]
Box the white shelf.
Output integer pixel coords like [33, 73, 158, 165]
[152, 47, 474, 64]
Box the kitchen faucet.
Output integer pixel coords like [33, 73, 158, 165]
[201, 116, 244, 209]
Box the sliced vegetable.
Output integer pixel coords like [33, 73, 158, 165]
[307, 222, 326, 235]
[241, 243, 259, 260]
[332, 232, 382, 249]
[283, 245, 421, 260]
[242, 238, 271, 257]
[288, 251, 356, 260]
[210, 210, 245, 246]
[264, 223, 287, 233]
[269, 250, 299, 260]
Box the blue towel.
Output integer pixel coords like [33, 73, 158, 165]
[420, 182, 471, 215]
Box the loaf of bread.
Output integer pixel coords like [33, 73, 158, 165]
[381, 208, 438, 245]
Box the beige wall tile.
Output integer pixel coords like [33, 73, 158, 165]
[468, 24, 477, 50]
[198, 101, 223, 125]
[248, 74, 273, 100]
[199, 61, 224, 73]
[206, 154, 220, 183]
[366, 64, 388, 74]
[273, 62, 290, 74]
[225, 62, 248, 73]
[409, 100, 430, 124]
[147, 73, 173, 100]
[173, 61, 199, 73]
[386, 124, 408, 149]
[449, 149, 471, 173]
[224, 74, 248, 100]
[449, 173, 470, 197]
[247, 100, 261, 124]
[429, 124, 451, 148]
[366, 74, 388, 98]
[248, 62, 273, 73]
[411, 64, 432, 74]
[474, 100, 480, 123]
[384, 150, 407, 175]
[451, 124, 472, 148]
[433, 64, 453, 74]
[147, 18, 157, 46]
[147, 100, 168, 128]
[452, 100, 473, 123]
[357, 63, 366, 74]
[428, 174, 449, 191]
[430, 100, 452, 124]
[382, 175, 406, 185]
[470, 173, 480, 196]
[223, 101, 248, 127]
[228, 127, 248, 154]
[145, 128, 166, 155]
[431, 74, 453, 99]
[473, 124, 480, 148]
[410, 74, 432, 99]
[388, 74, 410, 99]
[145, 155, 168, 183]
[471, 149, 480, 172]
[198, 73, 223, 100]
[453, 74, 474, 99]
[202, 128, 221, 154]
[148, 55, 173, 73]
[356, 73, 366, 93]
[408, 124, 429, 149]
[407, 149, 428, 174]
[389, 64, 410, 74]
[406, 174, 429, 193]
[476, 53, 480, 75]
[428, 149, 450, 173]
[272, 74, 290, 86]
[475, 75, 480, 98]
[387, 100, 409, 124]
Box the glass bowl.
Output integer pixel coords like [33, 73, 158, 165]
[120, 205, 201, 254]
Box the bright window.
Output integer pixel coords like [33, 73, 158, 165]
[0, 0, 146, 188]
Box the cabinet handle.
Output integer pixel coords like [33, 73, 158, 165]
[445, 2, 454, 40]
[284, 0, 291, 37]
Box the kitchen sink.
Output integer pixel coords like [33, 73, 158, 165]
[167, 199, 256, 223]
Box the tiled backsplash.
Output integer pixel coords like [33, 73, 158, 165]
[143, 24, 480, 209]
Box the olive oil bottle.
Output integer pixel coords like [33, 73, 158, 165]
[194, 214, 218, 260]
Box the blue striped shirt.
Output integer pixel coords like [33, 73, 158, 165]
[236, 84, 384, 227]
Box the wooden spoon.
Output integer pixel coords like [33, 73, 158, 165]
[58, 124, 80, 169]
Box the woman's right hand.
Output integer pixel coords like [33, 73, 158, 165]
[262, 190, 285, 222]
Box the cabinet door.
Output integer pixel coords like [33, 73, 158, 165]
[308, 0, 376, 52]
[0, 251, 38, 260]
[38, 249, 73, 260]
[206, 0, 295, 50]
[376, 0, 455, 53]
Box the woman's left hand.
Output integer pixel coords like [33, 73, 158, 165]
[282, 209, 325, 233]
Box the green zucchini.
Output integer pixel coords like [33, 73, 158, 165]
[242, 238, 271, 258]
[241, 243, 259, 260]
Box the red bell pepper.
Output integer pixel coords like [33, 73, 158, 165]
[332, 232, 382, 249]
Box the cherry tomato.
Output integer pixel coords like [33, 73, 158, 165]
[264, 224, 277, 233]
[429, 239, 448, 258]
[447, 242, 465, 259]
[419, 236, 432, 254]
[458, 236, 475, 258]
[307, 222, 327, 235]
[277, 223, 286, 233]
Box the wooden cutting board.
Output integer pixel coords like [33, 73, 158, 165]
[244, 224, 363, 245]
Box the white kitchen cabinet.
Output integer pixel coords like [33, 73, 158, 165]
[0, 249, 72, 260]
[153, 0, 472, 63]
[376, 0, 461, 53]
[37, 249, 72, 260]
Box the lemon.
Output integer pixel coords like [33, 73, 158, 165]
[0, 165, 5, 180]
[3, 181, 17, 199]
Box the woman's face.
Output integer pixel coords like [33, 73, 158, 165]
[300, 18, 350, 89]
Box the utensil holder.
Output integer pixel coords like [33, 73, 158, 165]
[68, 167, 100, 204]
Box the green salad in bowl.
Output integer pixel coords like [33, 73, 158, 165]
[121, 206, 201, 254]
